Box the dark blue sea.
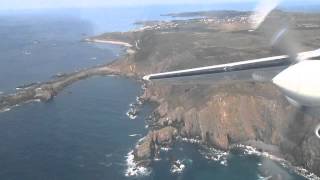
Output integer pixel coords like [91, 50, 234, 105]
[0, 5, 315, 180]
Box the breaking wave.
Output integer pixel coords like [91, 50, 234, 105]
[199, 146, 229, 166]
[126, 96, 144, 120]
[126, 112, 137, 120]
[236, 144, 320, 180]
[257, 173, 272, 180]
[235, 144, 285, 161]
[125, 150, 151, 177]
[129, 134, 142, 137]
[170, 160, 186, 174]
[170, 158, 193, 174]
[126, 103, 138, 120]
[160, 147, 171, 152]
[0, 99, 40, 113]
[136, 96, 143, 105]
[178, 136, 229, 166]
[0, 108, 11, 113]
[178, 137, 201, 144]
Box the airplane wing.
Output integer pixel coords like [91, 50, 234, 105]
[143, 55, 290, 81]
[143, 49, 320, 81]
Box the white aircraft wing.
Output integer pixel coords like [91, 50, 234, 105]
[143, 49, 320, 81]
[143, 55, 290, 81]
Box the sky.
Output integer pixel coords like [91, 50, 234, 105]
[1, 0, 319, 10]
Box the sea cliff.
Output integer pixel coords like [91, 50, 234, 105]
[103, 10, 320, 177]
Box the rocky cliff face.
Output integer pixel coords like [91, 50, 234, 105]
[105, 10, 320, 176]
[144, 83, 288, 148]
[136, 81, 320, 175]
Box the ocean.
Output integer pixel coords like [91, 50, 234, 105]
[0, 5, 314, 180]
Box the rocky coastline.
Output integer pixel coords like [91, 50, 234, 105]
[105, 10, 320, 178]
[0, 65, 121, 111]
[1, 9, 320, 178]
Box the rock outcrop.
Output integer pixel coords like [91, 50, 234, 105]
[134, 127, 178, 165]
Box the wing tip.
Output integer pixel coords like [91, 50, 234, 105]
[143, 75, 151, 81]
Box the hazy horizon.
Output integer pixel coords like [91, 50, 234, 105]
[1, 0, 320, 11]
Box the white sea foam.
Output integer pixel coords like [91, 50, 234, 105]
[284, 165, 320, 180]
[129, 134, 142, 137]
[257, 174, 272, 180]
[0, 98, 41, 114]
[125, 150, 151, 177]
[170, 160, 186, 174]
[126, 110, 137, 120]
[137, 137, 146, 144]
[127, 110, 137, 119]
[0, 91, 3, 95]
[199, 146, 229, 166]
[160, 147, 171, 152]
[0, 108, 11, 113]
[180, 137, 201, 144]
[126, 102, 139, 120]
[236, 144, 283, 162]
[178, 137, 229, 166]
[236, 144, 320, 180]
[125, 89, 145, 120]
[136, 96, 143, 105]
[220, 160, 228, 166]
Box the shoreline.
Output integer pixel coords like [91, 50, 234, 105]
[0, 34, 139, 112]
[0, 65, 122, 112]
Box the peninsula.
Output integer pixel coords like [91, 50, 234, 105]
[1, 9, 320, 178]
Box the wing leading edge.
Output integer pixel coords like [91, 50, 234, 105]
[143, 49, 320, 81]
[143, 55, 290, 81]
